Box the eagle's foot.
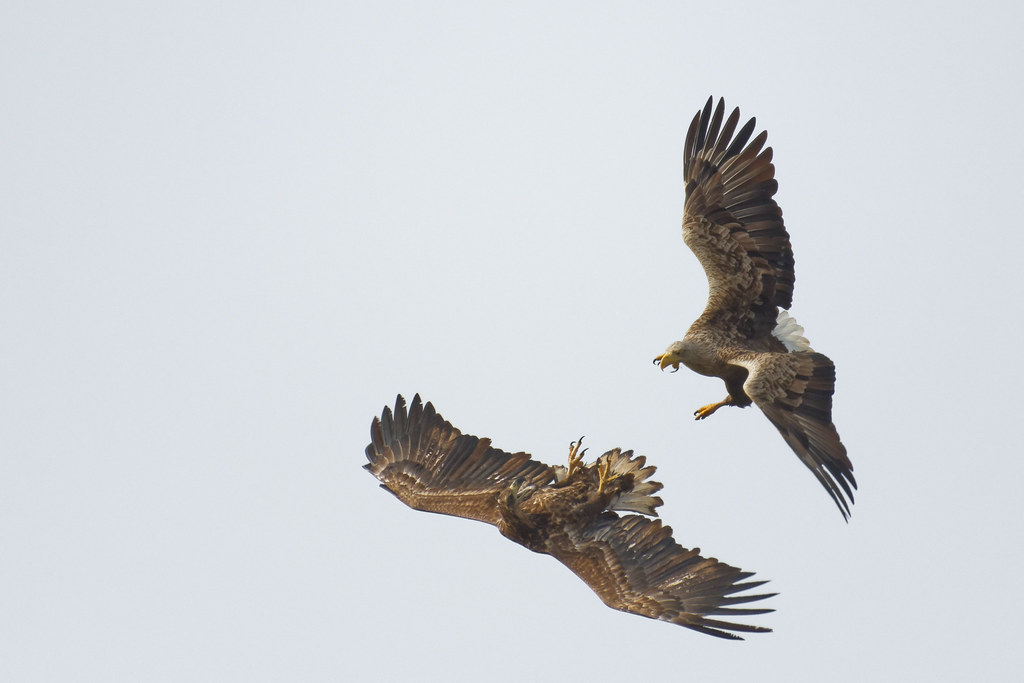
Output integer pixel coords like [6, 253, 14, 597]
[694, 397, 731, 420]
[567, 437, 587, 478]
[596, 456, 612, 495]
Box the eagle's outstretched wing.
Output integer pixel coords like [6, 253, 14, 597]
[364, 394, 554, 526]
[734, 352, 856, 518]
[683, 96, 794, 343]
[548, 513, 774, 639]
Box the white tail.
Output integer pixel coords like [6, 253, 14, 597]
[773, 310, 813, 352]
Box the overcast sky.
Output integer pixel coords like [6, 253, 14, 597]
[4, 1, 1024, 681]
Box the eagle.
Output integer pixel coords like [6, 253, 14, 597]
[653, 97, 855, 519]
[364, 394, 774, 639]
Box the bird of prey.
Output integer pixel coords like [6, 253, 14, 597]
[653, 97, 855, 520]
[365, 394, 774, 639]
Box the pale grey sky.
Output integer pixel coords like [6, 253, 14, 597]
[3, 1, 1023, 681]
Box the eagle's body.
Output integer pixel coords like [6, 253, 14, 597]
[655, 97, 855, 519]
[365, 394, 774, 639]
[496, 468, 615, 552]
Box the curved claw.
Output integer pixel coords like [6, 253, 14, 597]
[694, 399, 729, 420]
[567, 436, 587, 478]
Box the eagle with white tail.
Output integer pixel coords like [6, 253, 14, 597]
[365, 394, 774, 639]
[654, 97, 856, 519]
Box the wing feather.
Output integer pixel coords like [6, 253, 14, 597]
[734, 352, 856, 519]
[683, 97, 794, 343]
[364, 395, 554, 526]
[547, 513, 774, 640]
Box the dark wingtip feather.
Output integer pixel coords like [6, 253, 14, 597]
[681, 96, 794, 315]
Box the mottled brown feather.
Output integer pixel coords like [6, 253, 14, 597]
[364, 395, 553, 525]
[365, 395, 773, 638]
[549, 514, 773, 639]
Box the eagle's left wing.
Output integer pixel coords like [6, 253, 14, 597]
[547, 513, 774, 639]
[682, 97, 794, 342]
[364, 394, 554, 526]
[733, 351, 856, 519]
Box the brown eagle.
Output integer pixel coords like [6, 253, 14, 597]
[653, 97, 855, 519]
[364, 394, 774, 639]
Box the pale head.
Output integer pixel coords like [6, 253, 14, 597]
[653, 340, 688, 372]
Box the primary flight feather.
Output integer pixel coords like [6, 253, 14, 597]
[365, 394, 774, 639]
[654, 97, 856, 520]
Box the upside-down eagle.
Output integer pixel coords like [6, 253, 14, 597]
[365, 394, 774, 639]
[654, 97, 855, 519]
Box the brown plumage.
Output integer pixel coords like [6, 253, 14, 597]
[654, 97, 855, 520]
[365, 394, 774, 639]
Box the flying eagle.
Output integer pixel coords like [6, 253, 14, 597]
[365, 394, 774, 639]
[654, 97, 856, 519]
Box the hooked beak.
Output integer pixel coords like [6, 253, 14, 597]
[653, 352, 681, 373]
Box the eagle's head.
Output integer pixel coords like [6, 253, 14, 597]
[654, 339, 719, 375]
[496, 478, 545, 548]
[502, 477, 535, 510]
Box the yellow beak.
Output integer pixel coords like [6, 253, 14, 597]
[653, 352, 681, 372]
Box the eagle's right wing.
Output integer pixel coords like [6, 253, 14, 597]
[548, 513, 774, 639]
[364, 394, 554, 526]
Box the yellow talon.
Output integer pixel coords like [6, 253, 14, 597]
[597, 457, 611, 494]
[567, 437, 587, 478]
[694, 398, 730, 420]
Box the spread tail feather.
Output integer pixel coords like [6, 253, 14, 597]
[599, 449, 664, 516]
